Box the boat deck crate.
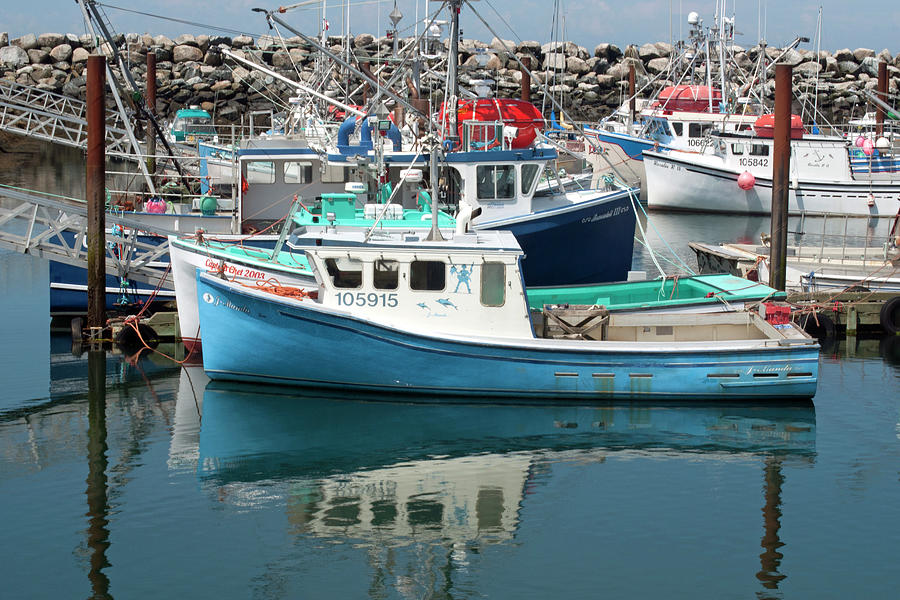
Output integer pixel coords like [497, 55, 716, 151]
[320, 193, 357, 220]
[539, 304, 610, 340]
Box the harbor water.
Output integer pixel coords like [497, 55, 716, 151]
[1, 140, 899, 598]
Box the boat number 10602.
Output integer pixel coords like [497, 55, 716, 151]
[336, 292, 399, 307]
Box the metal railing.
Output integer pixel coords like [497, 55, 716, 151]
[0, 79, 135, 154]
[0, 185, 173, 289]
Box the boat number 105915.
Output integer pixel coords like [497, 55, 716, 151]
[336, 292, 399, 307]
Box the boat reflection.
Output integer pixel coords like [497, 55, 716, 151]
[186, 382, 816, 549]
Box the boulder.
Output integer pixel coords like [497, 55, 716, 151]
[594, 43, 622, 61]
[877, 48, 892, 64]
[0, 45, 29, 69]
[49, 43, 72, 63]
[37, 33, 65, 48]
[12, 34, 38, 51]
[566, 56, 590, 75]
[173, 45, 203, 63]
[271, 50, 292, 69]
[646, 57, 669, 74]
[208, 35, 232, 48]
[153, 35, 175, 50]
[837, 60, 860, 76]
[780, 48, 804, 67]
[852, 48, 875, 62]
[486, 53, 505, 70]
[595, 74, 615, 88]
[0, 32, 7, 47]
[638, 43, 660, 61]
[858, 56, 880, 77]
[542, 52, 566, 71]
[518, 41, 541, 55]
[72, 47, 90, 64]
[794, 61, 821, 77]
[490, 37, 514, 53]
[232, 34, 254, 49]
[256, 34, 277, 52]
[174, 34, 198, 48]
[655, 42, 673, 58]
[28, 48, 50, 64]
[203, 49, 223, 67]
[354, 33, 374, 48]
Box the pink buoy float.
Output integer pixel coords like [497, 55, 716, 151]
[862, 138, 875, 156]
[737, 171, 756, 190]
[145, 197, 167, 213]
[855, 135, 866, 148]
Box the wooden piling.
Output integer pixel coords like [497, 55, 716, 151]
[876, 61, 887, 137]
[520, 56, 531, 103]
[768, 64, 792, 292]
[146, 50, 157, 175]
[86, 55, 106, 330]
[628, 63, 636, 124]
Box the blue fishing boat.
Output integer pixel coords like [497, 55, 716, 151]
[196, 229, 819, 399]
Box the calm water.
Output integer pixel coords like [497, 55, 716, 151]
[1, 141, 899, 598]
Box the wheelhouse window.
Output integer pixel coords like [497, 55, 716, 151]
[325, 257, 363, 288]
[688, 123, 712, 138]
[749, 144, 769, 156]
[476, 165, 516, 200]
[410, 260, 446, 291]
[521, 164, 540, 196]
[246, 161, 275, 184]
[731, 143, 745, 155]
[373, 259, 399, 290]
[671, 122, 683, 136]
[283, 161, 313, 184]
[480, 262, 506, 306]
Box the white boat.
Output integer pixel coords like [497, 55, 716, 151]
[644, 119, 900, 216]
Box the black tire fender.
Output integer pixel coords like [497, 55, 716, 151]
[880, 296, 900, 335]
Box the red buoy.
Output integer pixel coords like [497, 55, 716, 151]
[439, 98, 545, 149]
[753, 113, 805, 139]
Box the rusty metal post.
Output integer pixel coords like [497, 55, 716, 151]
[146, 50, 157, 175]
[876, 61, 887, 137]
[769, 63, 792, 292]
[628, 63, 636, 124]
[520, 55, 531, 103]
[86, 54, 107, 330]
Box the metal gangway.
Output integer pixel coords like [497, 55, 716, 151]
[0, 79, 137, 156]
[0, 185, 173, 290]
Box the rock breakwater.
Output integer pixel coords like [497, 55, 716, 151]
[1, 30, 897, 124]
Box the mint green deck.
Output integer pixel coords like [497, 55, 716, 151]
[292, 191, 456, 230]
[526, 274, 784, 312]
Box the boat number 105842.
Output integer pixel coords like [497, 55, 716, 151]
[336, 292, 399, 307]
[738, 157, 768, 167]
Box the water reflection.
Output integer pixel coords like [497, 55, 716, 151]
[85, 349, 111, 600]
[179, 382, 817, 596]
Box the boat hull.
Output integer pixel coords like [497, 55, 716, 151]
[644, 151, 900, 216]
[479, 188, 636, 286]
[197, 274, 819, 400]
[170, 238, 316, 351]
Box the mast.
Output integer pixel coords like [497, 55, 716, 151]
[446, 0, 462, 146]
